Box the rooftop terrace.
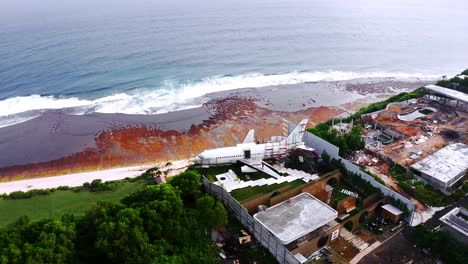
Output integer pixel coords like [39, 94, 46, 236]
[253, 192, 338, 245]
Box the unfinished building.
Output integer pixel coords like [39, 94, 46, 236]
[410, 143, 467, 194]
[423, 84, 468, 111]
[439, 207, 468, 245]
[359, 89, 467, 166]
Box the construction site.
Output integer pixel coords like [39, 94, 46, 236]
[199, 150, 410, 264]
[194, 84, 466, 264]
[361, 86, 466, 167]
[352, 85, 467, 196]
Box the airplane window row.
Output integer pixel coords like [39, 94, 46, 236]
[216, 153, 262, 159]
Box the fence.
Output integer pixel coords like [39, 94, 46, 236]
[202, 177, 301, 264]
[289, 123, 417, 224]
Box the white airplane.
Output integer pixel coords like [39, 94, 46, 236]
[192, 119, 314, 178]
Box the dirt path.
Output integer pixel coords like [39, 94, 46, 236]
[367, 164, 426, 211]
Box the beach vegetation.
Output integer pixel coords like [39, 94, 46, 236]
[168, 170, 202, 200]
[0, 174, 226, 264]
[436, 69, 468, 91]
[0, 179, 146, 227]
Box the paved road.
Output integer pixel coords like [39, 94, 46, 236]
[359, 195, 468, 264]
[423, 195, 468, 229]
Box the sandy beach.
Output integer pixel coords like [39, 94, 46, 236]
[0, 160, 189, 195]
[0, 78, 433, 190]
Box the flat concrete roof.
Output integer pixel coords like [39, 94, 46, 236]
[424, 85, 468, 104]
[382, 204, 403, 216]
[440, 207, 468, 237]
[253, 192, 338, 245]
[410, 143, 468, 184]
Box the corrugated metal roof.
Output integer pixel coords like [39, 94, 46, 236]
[424, 85, 468, 103]
[410, 143, 468, 184]
[382, 204, 403, 216]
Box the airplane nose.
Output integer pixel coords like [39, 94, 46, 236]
[192, 157, 201, 164]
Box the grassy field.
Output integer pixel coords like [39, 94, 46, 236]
[231, 179, 305, 202]
[0, 180, 145, 227]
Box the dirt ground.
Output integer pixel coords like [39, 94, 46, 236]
[375, 101, 467, 167]
[330, 237, 360, 261]
[355, 230, 377, 244]
[349, 150, 426, 211]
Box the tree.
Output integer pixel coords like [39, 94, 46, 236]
[0, 179, 222, 264]
[168, 171, 201, 199]
[12, 216, 29, 228]
[196, 195, 228, 229]
[75, 201, 126, 263]
[19, 220, 76, 264]
[122, 185, 185, 244]
[345, 125, 365, 151]
[95, 208, 149, 263]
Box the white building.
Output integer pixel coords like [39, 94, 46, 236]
[440, 207, 468, 245]
[410, 143, 467, 194]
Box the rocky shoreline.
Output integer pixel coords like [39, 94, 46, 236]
[0, 78, 432, 181]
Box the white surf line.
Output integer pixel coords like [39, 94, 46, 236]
[0, 159, 190, 195]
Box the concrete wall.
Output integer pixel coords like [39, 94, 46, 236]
[241, 184, 294, 214]
[289, 123, 417, 224]
[362, 192, 381, 208]
[300, 126, 340, 158]
[336, 196, 356, 214]
[202, 177, 301, 264]
[291, 226, 340, 257]
[290, 197, 387, 257]
[241, 170, 341, 214]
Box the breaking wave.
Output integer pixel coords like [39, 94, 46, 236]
[0, 71, 440, 128]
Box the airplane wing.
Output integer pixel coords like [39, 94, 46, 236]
[238, 159, 281, 179]
[242, 129, 255, 144]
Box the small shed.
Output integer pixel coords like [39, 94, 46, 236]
[381, 204, 403, 223]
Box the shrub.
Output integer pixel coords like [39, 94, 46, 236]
[83, 182, 91, 190]
[389, 165, 466, 207]
[331, 159, 380, 197]
[28, 189, 50, 196]
[7, 191, 32, 199]
[88, 179, 118, 192]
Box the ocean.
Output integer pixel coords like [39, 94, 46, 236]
[0, 0, 467, 127]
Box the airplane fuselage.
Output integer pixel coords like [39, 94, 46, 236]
[193, 141, 299, 166]
[192, 119, 309, 167]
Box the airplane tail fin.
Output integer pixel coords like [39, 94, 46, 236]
[286, 119, 308, 143]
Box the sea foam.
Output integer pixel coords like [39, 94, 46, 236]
[0, 71, 440, 128]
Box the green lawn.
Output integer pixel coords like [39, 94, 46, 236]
[231, 179, 305, 202]
[0, 180, 145, 227]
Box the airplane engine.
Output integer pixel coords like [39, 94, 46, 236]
[241, 166, 257, 173]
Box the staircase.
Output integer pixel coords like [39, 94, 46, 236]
[275, 167, 319, 182]
[340, 228, 369, 251]
[215, 170, 303, 192]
